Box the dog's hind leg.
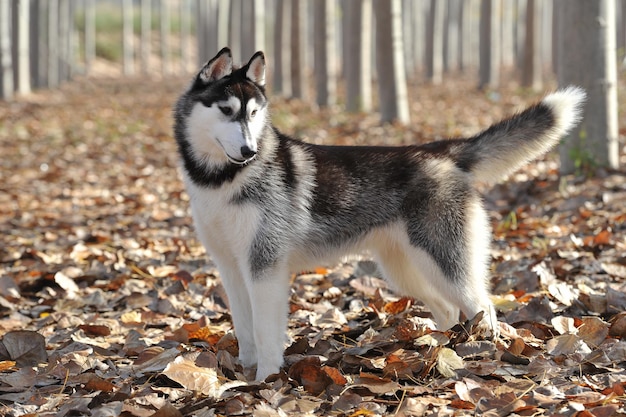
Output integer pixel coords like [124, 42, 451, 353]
[372, 228, 461, 329]
[403, 197, 498, 336]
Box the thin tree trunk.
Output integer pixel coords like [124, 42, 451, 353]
[229, 0, 241, 60]
[478, 0, 500, 89]
[290, 0, 306, 99]
[217, 0, 229, 50]
[141, 0, 152, 73]
[0, 0, 13, 99]
[180, 0, 191, 72]
[273, 0, 291, 96]
[241, 1, 254, 59]
[375, 0, 410, 125]
[85, 0, 95, 74]
[253, 0, 265, 52]
[47, 0, 59, 87]
[160, 0, 170, 75]
[501, 0, 514, 68]
[58, 0, 70, 82]
[122, 0, 135, 76]
[522, 0, 542, 89]
[426, 0, 445, 83]
[314, 0, 337, 107]
[346, 0, 372, 112]
[557, 0, 619, 173]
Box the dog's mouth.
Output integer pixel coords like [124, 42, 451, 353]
[215, 139, 257, 165]
[225, 154, 256, 165]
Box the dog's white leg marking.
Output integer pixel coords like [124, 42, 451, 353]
[217, 264, 257, 366]
[248, 265, 290, 381]
[377, 248, 460, 329]
[372, 229, 461, 328]
[188, 198, 259, 367]
[456, 197, 498, 335]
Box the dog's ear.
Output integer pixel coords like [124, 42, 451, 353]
[246, 51, 266, 87]
[198, 47, 233, 83]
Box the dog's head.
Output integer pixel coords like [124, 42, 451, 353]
[177, 48, 268, 166]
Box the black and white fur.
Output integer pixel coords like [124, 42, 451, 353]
[174, 48, 585, 381]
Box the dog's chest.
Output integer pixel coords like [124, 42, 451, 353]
[184, 177, 261, 247]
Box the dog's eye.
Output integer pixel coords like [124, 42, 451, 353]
[219, 106, 233, 116]
[250, 109, 257, 118]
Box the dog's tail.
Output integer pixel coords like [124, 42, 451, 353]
[455, 86, 586, 184]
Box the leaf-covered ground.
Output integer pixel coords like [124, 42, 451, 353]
[1, 75, 625, 417]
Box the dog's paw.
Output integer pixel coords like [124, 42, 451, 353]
[255, 364, 280, 382]
[475, 307, 500, 339]
[238, 352, 257, 369]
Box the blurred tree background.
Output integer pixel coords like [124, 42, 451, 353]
[0, 0, 623, 172]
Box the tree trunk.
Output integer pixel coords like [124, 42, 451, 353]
[0, 0, 13, 99]
[521, 0, 542, 89]
[160, 0, 170, 75]
[229, 0, 242, 60]
[426, 0, 445, 83]
[47, 0, 58, 87]
[85, 0, 96, 74]
[272, 0, 291, 96]
[501, 0, 514, 68]
[290, 0, 306, 99]
[253, 0, 265, 52]
[478, 0, 500, 89]
[217, 0, 229, 50]
[446, 0, 460, 73]
[345, 0, 372, 112]
[141, 0, 152, 73]
[180, 0, 191, 73]
[314, 0, 337, 107]
[123, 0, 135, 76]
[557, 0, 619, 173]
[374, 0, 410, 125]
[13, 0, 29, 94]
[58, 0, 70, 82]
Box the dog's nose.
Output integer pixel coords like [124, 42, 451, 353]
[240, 146, 257, 159]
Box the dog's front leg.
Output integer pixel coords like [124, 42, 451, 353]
[216, 264, 257, 368]
[248, 264, 290, 381]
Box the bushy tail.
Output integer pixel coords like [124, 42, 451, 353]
[459, 87, 586, 184]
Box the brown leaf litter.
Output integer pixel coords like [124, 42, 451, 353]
[0, 76, 625, 416]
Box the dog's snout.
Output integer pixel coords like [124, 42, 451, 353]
[240, 146, 257, 159]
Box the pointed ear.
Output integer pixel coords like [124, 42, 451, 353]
[246, 51, 266, 87]
[198, 47, 233, 83]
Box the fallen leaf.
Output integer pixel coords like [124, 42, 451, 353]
[0, 331, 47, 367]
[383, 297, 412, 314]
[436, 348, 464, 378]
[163, 353, 246, 397]
[79, 324, 111, 337]
[149, 403, 183, 417]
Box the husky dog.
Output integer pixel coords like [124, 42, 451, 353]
[174, 47, 585, 381]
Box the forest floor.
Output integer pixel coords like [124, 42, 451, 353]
[1, 74, 626, 417]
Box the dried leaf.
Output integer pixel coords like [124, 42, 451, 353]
[436, 348, 464, 378]
[288, 356, 332, 395]
[354, 372, 401, 395]
[578, 317, 609, 347]
[383, 297, 412, 314]
[551, 316, 576, 335]
[163, 354, 245, 397]
[546, 334, 591, 356]
[149, 403, 183, 417]
[79, 324, 111, 337]
[0, 330, 47, 367]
